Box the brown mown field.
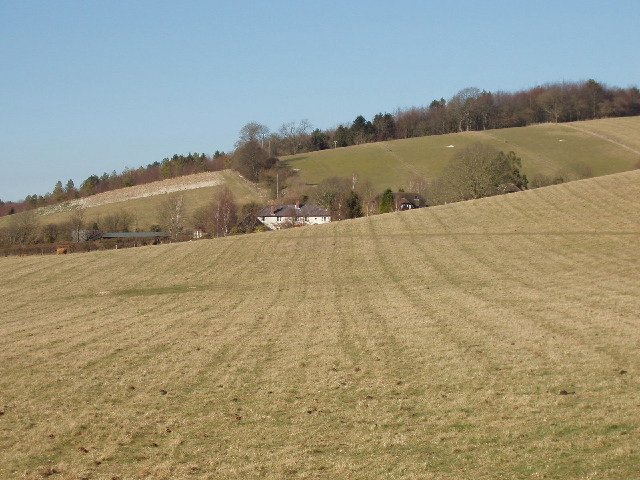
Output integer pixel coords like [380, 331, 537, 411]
[1, 171, 639, 479]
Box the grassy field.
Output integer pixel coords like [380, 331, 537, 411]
[1, 170, 638, 479]
[283, 116, 640, 191]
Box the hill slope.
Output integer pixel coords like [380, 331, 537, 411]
[283, 116, 640, 191]
[6, 116, 636, 231]
[1, 170, 266, 232]
[1, 171, 639, 479]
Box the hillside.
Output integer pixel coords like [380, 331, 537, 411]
[46, 171, 229, 212]
[283, 116, 640, 191]
[4, 116, 637, 233]
[1, 170, 639, 479]
[0, 170, 266, 232]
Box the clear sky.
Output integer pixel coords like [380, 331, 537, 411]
[1, 0, 638, 202]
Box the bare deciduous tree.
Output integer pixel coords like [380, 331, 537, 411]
[357, 178, 378, 216]
[69, 206, 85, 243]
[313, 176, 352, 220]
[407, 175, 428, 198]
[449, 87, 481, 132]
[100, 209, 136, 232]
[157, 195, 186, 240]
[208, 187, 238, 237]
[235, 122, 270, 149]
[278, 119, 312, 155]
[6, 210, 39, 245]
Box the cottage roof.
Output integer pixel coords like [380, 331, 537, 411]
[257, 203, 329, 218]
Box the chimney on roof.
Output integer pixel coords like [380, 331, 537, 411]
[295, 199, 300, 209]
[270, 200, 275, 215]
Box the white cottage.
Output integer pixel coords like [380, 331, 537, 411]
[256, 200, 330, 230]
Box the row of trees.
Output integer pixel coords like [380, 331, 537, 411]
[76, 152, 231, 197]
[385, 80, 640, 140]
[0, 207, 86, 248]
[235, 80, 640, 155]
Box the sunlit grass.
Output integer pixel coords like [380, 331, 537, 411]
[0, 171, 639, 479]
[283, 116, 640, 190]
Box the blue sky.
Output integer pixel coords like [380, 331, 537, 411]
[1, 0, 639, 201]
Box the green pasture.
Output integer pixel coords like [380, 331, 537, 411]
[284, 116, 640, 190]
[480, 122, 639, 177]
